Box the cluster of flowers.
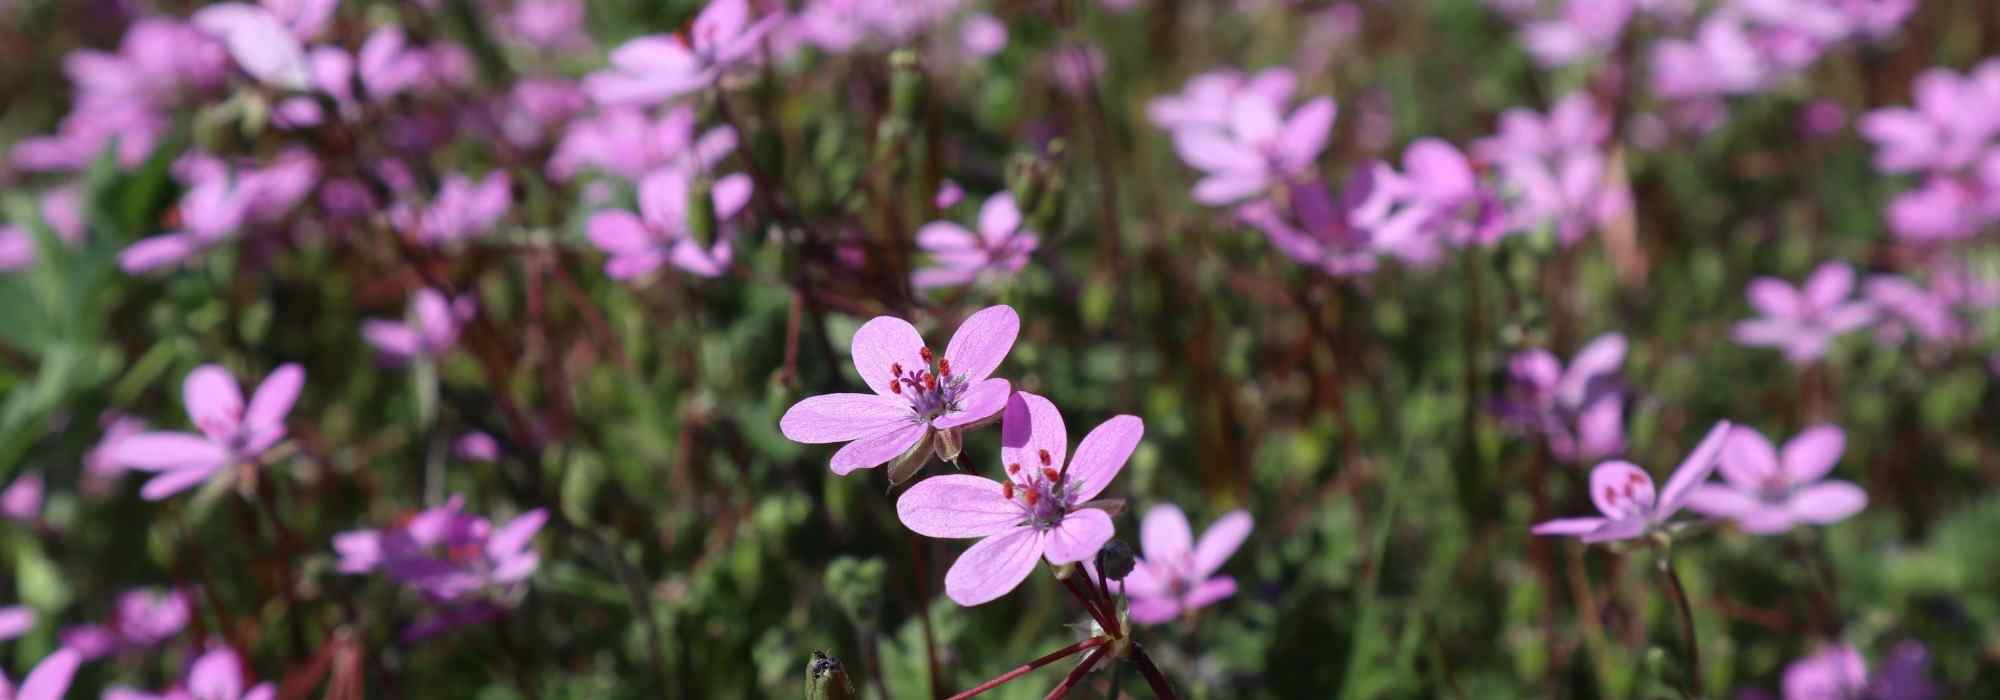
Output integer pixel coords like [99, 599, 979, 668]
[1860, 58, 2000, 242]
[1728, 260, 2000, 365]
[0, 600, 268, 699]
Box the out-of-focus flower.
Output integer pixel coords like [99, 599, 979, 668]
[1238, 177, 1389, 276]
[120, 152, 319, 273]
[913, 193, 1038, 290]
[507, 0, 591, 51]
[84, 414, 149, 493]
[1116, 504, 1251, 624]
[1781, 641, 1937, 700]
[456, 432, 500, 462]
[334, 496, 546, 604]
[780, 306, 1019, 483]
[550, 106, 738, 181]
[1170, 91, 1336, 205]
[1800, 99, 1848, 138]
[1499, 334, 1629, 463]
[1148, 68, 1295, 133]
[490, 79, 588, 150]
[1477, 94, 1629, 245]
[103, 363, 304, 500]
[61, 588, 192, 660]
[1860, 60, 2000, 241]
[392, 171, 512, 245]
[1686, 425, 1866, 534]
[585, 0, 780, 105]
[0, 606, 32, 642]
[1532, 421, 1733, 543]
[1353, 139, 1507, 252]
[0, 227, 31, 270]
[781, 0, 958, 55]
[1520, 0, 1636, 67]
[896, 392, 1141, 605]
[1050, 44, 1105, 96]
[0, 647, 81, 700]
[192, 2, 313, 89]
[587, 168, 747, 279]
[363, 289, 477, 365]
[1733, 262, 1875, 363]
[1866, 274, 1964, 345]
[958, 13, 1007, 58]
[1, 471, 42, 523]
[104, 645, 275, 700]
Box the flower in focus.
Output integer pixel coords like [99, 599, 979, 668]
[362, 288, 477, 365]
[1498, 333, 1629, 463]
[1685, 424, 1866, 534]
[1781, 641, 1937, 700]
[913, 192, 1039, 290]
[1167, 81, 1335, 205]
[60, 588, 192, 661]
[333, 496, 546, 636]
[587, 167, 748, 279]
[896, 392, 1143, 605]
[1532, 421, 1733, 543]
[103, 645, 275, 700]
[1115, 504, 1252, 624]
[103, 363, 305, 500]
[1733, 262, 1875, 364]
[584, 0, 781, 106]
[0, 648, 81, 700]
[779, 305, 1020, 483]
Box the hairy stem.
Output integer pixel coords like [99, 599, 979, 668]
[1659, 555, 1703, 700]
[1042, 644, 1112, 700]
[945, 636, 1110, 700]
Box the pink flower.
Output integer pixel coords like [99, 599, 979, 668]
[1, 471, 42, 523]
[0, 226, 32, 270]
[85, 413, 149, 491]
[781, 306, 1019, 483]
[587, 168, 748, 280]
[913, 193, 1039, 290]
[896, 392, 1142, 605]
[1685, 425, 1866, 534]
[362, 289, 476, 365]
[0, 606, 32, 642]
[192, 2, 313, 89]
[118, 176, 251, 273]
[1148, 68, 1295, 134]
[1478, 94, 1628, 245]
[61, 588, 192, 660]
[1781, 641, 1936, 700]
[1532, 421, 1733, 543]
[391, 171, 512, 245]
[1116, 504, 1252, 624]
[104, 646, 274, 700]
[103, 363, 304, 500]
[333, 496, 545, 608]
[1170, 92, 1336, 205]
[1866, 274, 1966, 345]
[1353, 139, 1506, 251]
[550, 106, 737, 181]
[1519, 0, 1636, 67]
[456, 432, 501, 462]
[0, 648, 81, 700]
[1499, 334, 1629, 463]
[584, 0, 781, 106]
[1237, 177, 1385, 276]
[1733, 262, 1876, 364]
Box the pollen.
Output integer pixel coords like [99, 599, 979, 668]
[1038, 449, 1051, 466]
[889, 381, 902, 394]
[1041, 467, 1060, 483]
[939, 358, 951, 376]
[920, 347, 933, 363]
[1024, 490, 1039, 507]
[1007, 462, 1020, 474]
[1002, 481, 1015, 500]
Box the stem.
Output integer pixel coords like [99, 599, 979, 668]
[1042, 645, 1112, 700]
[1659, 555, 1703, 700]
[1056, 568, 1118, 637]
[1128, 644, 1181, 700]
[906, 531, 944, 699]
[945, 636, 1110, 700]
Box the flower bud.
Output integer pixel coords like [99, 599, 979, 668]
[1096, 539, 1136, 581]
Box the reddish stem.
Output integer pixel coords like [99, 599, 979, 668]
[944, 636, 1110, 700]
[1127, 644, 1181, 700]
[1041, 645, 1112, 700]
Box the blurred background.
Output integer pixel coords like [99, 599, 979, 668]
[0, 0, 1997, 698]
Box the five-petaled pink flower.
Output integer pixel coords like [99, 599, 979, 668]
[1733, 262, 1876, 364]
[913, 192, 1039, 290]
[104, 645, 275, 700]
[1117, 504, 1252, 624]
[362, 288, 476, 365]
[1499, 333, 1629, 463]
[896, 392, 1143, 606]
[1171, 94, 1336, 205]
[1685, 424, 1867, 534]
[779, 305, 1019, 484]
[1532, 421, 1733, 543]
[104, 363, 305, 500]
[584, 0, 780, 106]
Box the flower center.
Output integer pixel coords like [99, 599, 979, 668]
[887, 347, 970, 421]
[1000, 450, 1081, 531]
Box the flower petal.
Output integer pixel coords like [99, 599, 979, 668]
[999, 392, 1067, 482]
[1192, 510, 1253, 579]
[142, 464, 225, 500]
[1139, 503, 1193, 564]
[942, 305, 1019, 385]
[976, 195, 1022, 240]
[1803, 263, 1855, 311]
[245, 363, 304, 430]
[1276, 97, 1337, 172]
[1043, 508, 1114, 565]
[1719, 426, 1779, 489]
[896, 474, 1024, 539]
[1746, 278, 1804, 318]
[1064, 414, 1142, 501]
[828, 422, 927, 475]
[850, 315, 927, 397]
[1781, 424, 1845, 484]
[943, 527, 1042, 606]
[1530, 516, 1606, 536]
[362, 321, 420, 362]
[1557, 333, 1625, 407]
[18, 648, 81, 700]
[1578, 517, 1649, 543]
[779, 393, 915, 443]
[1182, 576, 1238, 611]
[931, 378, 1010, 430]
[184, 364, 245, 438]
[486, 509, 548, 559]
[105, 432, 230, 471]
[1786, 481, 1867, 525]
[1658, 421, 1733, 517]
[587, 210, 654, 255]
[1128, 595, 1181, 624]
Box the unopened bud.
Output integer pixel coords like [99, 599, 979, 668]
[1097, 540, 1137, 581]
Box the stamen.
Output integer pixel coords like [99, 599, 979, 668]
[1002, 481, 1015, 500]
[1042, 467, 1060, 483]
[1603, 487, 1616, 503]
[939, 358, 951, 376]
[889, 381, 902, 395]
[1038, 449, 1051, 466]
[891, 362, 903, 377]
[924, 372, 937, 390]
[1024, 490, 1039, 507]
[1007, 462, 1021, 474]
[920, 347, 933, 364]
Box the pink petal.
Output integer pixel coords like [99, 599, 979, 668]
[828, 422, 926, 475]
[712, 173, 754, 220]
[587, 210, 654, 255]
[184, 364, 245, 437]
[362, 321, 420, 361]
[1578, 517, 1649, 543]
[1172, 130, 1260, 174]
[1403, 139, 1476, 203]
[1000, 392, 1067, 482]
[193, 3, 311, 89]
[849, 315, 927, 397]
[1128, 595, 1181, 624]
[1115, 561, 1170, 598]
[105, 432, 230, 471]
[1064, 415, 1142, 501]
[142, 464, 225, 500]
[607, 36, 697, 74]
[1746, 278, 1804, 318]
[1510, 349, 1561, 393]
[1786, 481, 1866, 524]
[1575, 397, 1625, 461]
[780, 393, 915, 443]
[1182, 576, 1238, 610]
[1588, 460, 1653, 519]
[1043, 508, 1114, 565]
[931, 378, 1010, 430]
[942, 305, 1019, 385]
[245, 363, 304, 429]
[18, 648, 81, 700]
[1719, 426, 1779, 489]
[976, 194, 1022, 240]
[0, 606, 31, 641]
[1682, 484, 1764, 519]
[693, 0, 750, 45]
[1781, 424, 1845, 484]
[1658, 421, 1734, 517]
[1557, 333, 1625, 407]
[916, 222, 978, 253]
[1733, 318, 1800, 347]
[943, 527, 1042, 606]
[896, 474, 1024, 538]
[188, 647, 246, 700]
[1530, 516, 1606, 536]
[486, 509, 547, 558]
[1229, 97, 1283, 144]
[1192, 510, 1253, 578]
[1192, 173, 1271, 206]
[118, 233, 205, 273]
[1803, 263, 1855, 311]
[1276, 97, 1337, 172]
[1139, 504, 1193, 563]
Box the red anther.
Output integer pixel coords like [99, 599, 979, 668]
[1627, 471, 1645, 485]
[1604, 487, 1616, 503]
[1002, 481, 1015, 500]
[891, 362, 903, 377]
[1042, 467, 1060, 483]
[924, 372, 937, 390]
[1007, 462, 1021, 474]
[920, 347, 933, 363]
[1024, 490, 1039, 507]
[1623, 483, 1636, 499]
[889, 381, 902, 394]
[1038, 449, 1052, 466]
[939, 358, 951, 376]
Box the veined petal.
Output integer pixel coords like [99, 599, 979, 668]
[1043, 508, 1114, 565]
[1065, 414, 1142, 502]
[828, 422, 926, 475]
[943, 527, 1042, 606]
[931, 379, 1009, 430]
[779, 393, 914, 443]
[942, 305, 1019, 384]
[1139, 503, 1193, 564]
[1192, 510, 1253, 579]
[850, 315, 927, 397]
[999, 392, 1067, 483]
[896, 474, 1023, 538]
